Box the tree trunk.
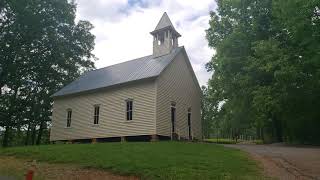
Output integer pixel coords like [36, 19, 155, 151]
[274, 118, 283, 142]
[25, 123, 31, 145]
[16, 126, 22, 145]
[31, 126, 36, 145]
[36, 121, 44, 145]
[2, 126, 10, 147]
[257, 126, 263, 140]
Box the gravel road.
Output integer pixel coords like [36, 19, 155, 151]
[224, 144, 320, 180]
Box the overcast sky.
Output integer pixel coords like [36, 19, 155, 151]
[75, 0, 216, 86]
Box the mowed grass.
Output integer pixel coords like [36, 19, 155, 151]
[0, 141, 263, 180]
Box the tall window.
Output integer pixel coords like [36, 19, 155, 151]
[126, 100, 133, 121]
[66, 109, 72, 127]
[94, 105, 100, 124]
[188, 108, 192, 139]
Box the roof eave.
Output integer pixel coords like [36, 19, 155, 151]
[150, 26, 181, 37]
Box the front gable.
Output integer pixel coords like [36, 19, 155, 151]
[157, 46, 202, 95]
[179, 47, 202, 94]
[155, 47, 202, 139]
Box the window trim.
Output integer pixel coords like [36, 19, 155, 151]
[66, 109, 72, 128]
[125, 99, 133, 121]
[93, 105, 100, 125]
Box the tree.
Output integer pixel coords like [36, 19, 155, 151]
[206, 0, 320, 144]
[201, 86, 215, 138]
[0, 0, 96, 147]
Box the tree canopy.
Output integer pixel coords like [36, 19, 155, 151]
[205, 0, 320, 144]
[0, 0, 96, 147]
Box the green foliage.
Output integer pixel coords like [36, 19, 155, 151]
[0, 0, 96, 147]
[201, 86, 216, 138]
[206, 0, 320, 144]
[0, 142, 264, 180]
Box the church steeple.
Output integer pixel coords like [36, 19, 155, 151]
[150, 12, 181, 57]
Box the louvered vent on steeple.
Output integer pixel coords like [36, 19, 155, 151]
[150, 12, 181, 57]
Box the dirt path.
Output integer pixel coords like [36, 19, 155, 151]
[224, 144, 320, 180]
[0, 156, 139, 180]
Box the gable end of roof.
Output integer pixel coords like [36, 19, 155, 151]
[156, 46, 202, 94]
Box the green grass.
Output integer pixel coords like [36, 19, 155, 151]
[0, 141, 264, 180]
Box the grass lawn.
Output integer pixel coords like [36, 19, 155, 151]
[0, 141, 264, 180]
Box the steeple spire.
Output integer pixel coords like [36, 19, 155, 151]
[154, 12, 174, 30]
[150, 12, 181, 57]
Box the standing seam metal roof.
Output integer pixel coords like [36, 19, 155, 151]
[52, 47, 183, 97]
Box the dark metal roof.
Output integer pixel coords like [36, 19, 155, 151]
[52, 47, 183, 97]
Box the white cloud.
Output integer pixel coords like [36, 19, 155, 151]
[75, 0, 216, 86]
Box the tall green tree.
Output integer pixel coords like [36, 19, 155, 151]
[206, 0, 320, 144]
[0, 0, 96, 147]
[201, 86, 216, 138]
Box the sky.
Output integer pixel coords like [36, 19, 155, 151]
[75, 0, 216, 86]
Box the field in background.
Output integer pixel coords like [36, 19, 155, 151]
[0, 141, 265, 180]
[204, 138, 263, 144]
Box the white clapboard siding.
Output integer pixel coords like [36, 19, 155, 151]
[50, 80, 156, 141]
[155, 50, 202, 139]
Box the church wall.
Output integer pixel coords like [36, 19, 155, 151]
[155, 50, 202, 139]
[50, 80, 157, 141]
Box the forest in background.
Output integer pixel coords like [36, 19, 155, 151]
[202, 0, 320, 144]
